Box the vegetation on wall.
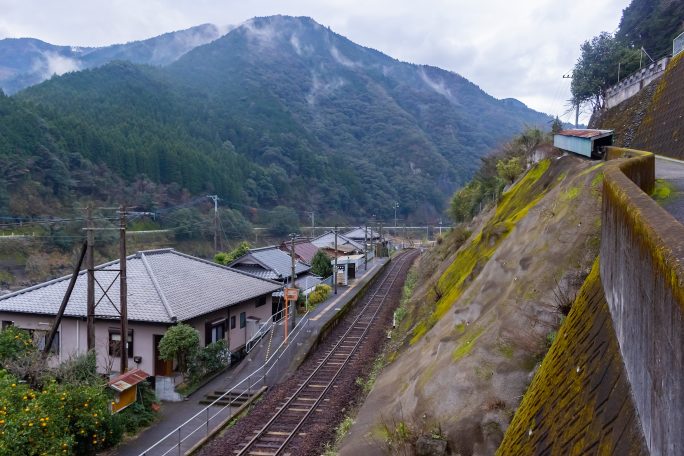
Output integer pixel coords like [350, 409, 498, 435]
[571, 0, 684, 112]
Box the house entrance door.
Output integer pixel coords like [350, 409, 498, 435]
[154, 334, 172, 376]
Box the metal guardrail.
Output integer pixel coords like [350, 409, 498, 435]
[245, 316, 276, 353]
[139, 312, 311, 456]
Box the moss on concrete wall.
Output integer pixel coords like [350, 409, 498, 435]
[410, 160, 551, 345]
[500, 147, 684, 455]
[594, 53, 684, 159]
[600, 147, 684, 454]
[497, 260, 647, 455]
[633, 53, 684, 159]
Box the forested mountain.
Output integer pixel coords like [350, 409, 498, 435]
[617, 0, 684, 58]
[0, 24, 223, 94]
[4, 15, 551, 226]
[572, 0, 684, 113]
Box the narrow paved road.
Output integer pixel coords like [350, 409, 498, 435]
[655, 156, 684, 224]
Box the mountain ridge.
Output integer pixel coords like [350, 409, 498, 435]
[5, 15, 552, 225]
[0, 23, 226, 94]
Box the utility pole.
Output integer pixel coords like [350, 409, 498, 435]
[289, 233, 297, 327]
[618, 61, 621, 83]
[562, 72, 579, 128]
[44, 240, 87, 354]
[364, 225, 368, 271]
[393, 202, 399, 234]
[379, 222, 383, 258]
[208, 195, 219, 252]
[86, 207, 95, 352]
[334, 226, 338, 295]
[306, 212, 315, 238]
[370, 219, 375, 263]
[119, 205, 128, 373]
[290, 233, 297, 288]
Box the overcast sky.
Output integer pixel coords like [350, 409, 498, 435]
[0, 0, 631, 123]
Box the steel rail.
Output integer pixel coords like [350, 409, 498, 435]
[236, 250, 415, 456]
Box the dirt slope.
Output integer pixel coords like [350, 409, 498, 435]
[338, 155, 604, 456]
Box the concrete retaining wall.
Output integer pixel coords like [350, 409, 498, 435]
[600, 147, 684, 455]
[499, 147, 683, 455]
[497, 261, 647, 454]
[605, 57, 670, 109]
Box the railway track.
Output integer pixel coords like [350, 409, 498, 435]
[233, 250, 417, 456]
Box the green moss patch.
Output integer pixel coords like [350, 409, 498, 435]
[452, 325, 485, 361]
[651, 178, 674, 201]
[410, 160, 552, 345]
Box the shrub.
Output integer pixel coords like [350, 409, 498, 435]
[214, 241, 251, 265]
[118, 381, 158, 433]
[310, 250, 333, 278]
[308, 284, 332, 306]
[188, 340, 230, 384]
[158, 324, 200, 375]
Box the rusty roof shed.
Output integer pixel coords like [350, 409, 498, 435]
[554, 129, 613, 159]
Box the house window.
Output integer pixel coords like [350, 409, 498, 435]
[206, 320, 226, 346]
[35, 330, 59, 355]
[255, 295, 267, 307]
[109, 329, 134, 358]
[230, 316, 236, 329]
[1, 321, 13, 330]
[239, 312, 246, 329]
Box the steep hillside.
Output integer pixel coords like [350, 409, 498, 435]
[0, 24, 223, 94]
[12, 15, 552, 223]
[338, 155, 604, 455]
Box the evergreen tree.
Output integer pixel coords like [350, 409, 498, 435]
[310, 250, 333, 278]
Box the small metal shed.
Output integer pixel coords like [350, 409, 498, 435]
[553, 129, 614, 159]
[108, 368, 150, 413]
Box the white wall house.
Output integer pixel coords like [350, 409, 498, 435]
[0, 249, 282, 379]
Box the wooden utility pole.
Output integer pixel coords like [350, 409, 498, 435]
[86, 207, 95, 352]
[334, 226, 338, 295]
[119, 205, 128, 373]
[44, 240, 87, 354]
[290, 233, 297, 327]
[290, 234, 296, 289]
[370, 222, 374, 264]
[364, 225, 368, 271]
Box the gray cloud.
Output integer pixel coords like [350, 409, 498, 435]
[0, 0, 631, 123]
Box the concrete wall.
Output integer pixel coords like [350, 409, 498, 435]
[605, 56, 670, 109]
[500, 147, 683, 455]
[600, 147, 684, 455]
[497, 262, 647, 454]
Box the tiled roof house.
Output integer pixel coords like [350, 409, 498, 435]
[0, 249, 282, 378]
